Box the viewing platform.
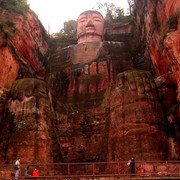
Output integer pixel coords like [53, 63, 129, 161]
[0, 161, 179, 179]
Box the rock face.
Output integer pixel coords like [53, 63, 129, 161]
[134, 0, 180, 159]
[0, 4, 49, 163]
[0, 0, 179, 166]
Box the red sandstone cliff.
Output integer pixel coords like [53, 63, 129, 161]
[0, 3, 49, 163]
[134, 0, 180, 159]
[0, 5, 48, 120]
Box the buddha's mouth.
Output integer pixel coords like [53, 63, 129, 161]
[77, 32, 102, 41]
[86, 27, 95, 32]
[86, 26, 95, 32]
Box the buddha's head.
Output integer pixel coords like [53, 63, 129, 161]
[77, 10, 104, 43]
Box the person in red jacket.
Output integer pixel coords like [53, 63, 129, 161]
[32, 168, 39, 177]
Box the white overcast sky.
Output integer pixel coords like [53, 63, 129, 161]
[27, 0, 129, 34]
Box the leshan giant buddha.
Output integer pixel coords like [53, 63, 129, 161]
[2, 10, 167, 164]
[45, 10, 167, 162]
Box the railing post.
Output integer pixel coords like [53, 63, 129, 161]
[68, 163, 70, 176]
[43, 163, 45, 176]
[118, 162, 120, 175]
[92, 163, 95, 176]
[166, 161, 168, 176]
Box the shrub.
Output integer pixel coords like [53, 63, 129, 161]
[0, 0, 28, 16]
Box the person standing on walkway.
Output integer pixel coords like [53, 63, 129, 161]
[14, 157, 20, 180]
[24, 165, 31, 177]
[130, 156, 135, 174]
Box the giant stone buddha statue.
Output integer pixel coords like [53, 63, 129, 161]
[1, 10, 167, 164]
[45, 10, 167, 162]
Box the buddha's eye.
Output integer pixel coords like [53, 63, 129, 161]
[93, 18, 101, 22]
[79, 18, 87, 23]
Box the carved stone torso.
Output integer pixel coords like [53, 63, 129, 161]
[46, 41, 134, 101]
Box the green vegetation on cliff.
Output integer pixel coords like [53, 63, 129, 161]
[0, 0, 28, 16]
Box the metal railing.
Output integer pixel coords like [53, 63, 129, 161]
[0, 160, 180, 179]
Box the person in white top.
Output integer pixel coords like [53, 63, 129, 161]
[14, 157, 20, 180]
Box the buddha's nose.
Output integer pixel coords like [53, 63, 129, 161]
[86, 20, 94, 27]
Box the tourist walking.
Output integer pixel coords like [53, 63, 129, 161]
[14, 157, 20, 180]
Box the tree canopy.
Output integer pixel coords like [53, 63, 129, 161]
[51, 20, 76, 38]
[0, 0, 28, 15]
[94, 2, 125, 22]
[49, 20, 77, 48]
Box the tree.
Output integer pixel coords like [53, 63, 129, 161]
[53, 20, 76, 38]
[127, 0, 134, 15]
[0, 0, 28, 15]
[94, 2, 124, 22]
[50, 20, 77, 47]
[63, 20, 77, 36]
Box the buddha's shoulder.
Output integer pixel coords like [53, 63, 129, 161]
[53, 41, 127, 52]
[47, 41, 129, 64]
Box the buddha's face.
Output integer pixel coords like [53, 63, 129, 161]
[77, 11, 104, 43]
